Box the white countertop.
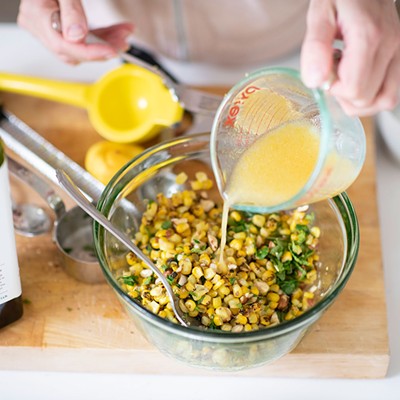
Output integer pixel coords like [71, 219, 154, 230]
[0, 24, 399, 399]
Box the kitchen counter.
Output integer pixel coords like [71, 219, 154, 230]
[0, 24, 399, 399]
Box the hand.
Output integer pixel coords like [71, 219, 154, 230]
[17, 0, 134, 64]
[301, 0, 400, 116]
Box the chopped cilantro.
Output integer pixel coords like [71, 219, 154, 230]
[161, 220, 172, 229]
[256, 246, 269, 259]
[120, 275, 138, 286]
[280, 280, 298, 295]
[270, 241, 285, 259]
[143, 276, 154, 285]
[305, 212, 315, 223]
[166, 273, 177, 284]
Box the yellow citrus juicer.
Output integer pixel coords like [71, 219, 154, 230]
[0, 64, 186, 143]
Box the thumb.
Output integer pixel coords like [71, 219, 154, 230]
[301, 0, 337, 88]
[59, 0, 88, 42]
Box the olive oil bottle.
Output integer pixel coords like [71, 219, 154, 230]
[0, 138, 23, 329]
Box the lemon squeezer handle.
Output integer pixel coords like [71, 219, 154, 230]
[0, 71, 89, 109]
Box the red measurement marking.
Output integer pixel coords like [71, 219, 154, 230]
[224, 85, 260, 128]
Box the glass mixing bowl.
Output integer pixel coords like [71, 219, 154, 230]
[94, 132, 359, 371]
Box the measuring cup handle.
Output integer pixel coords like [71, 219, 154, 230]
[0, 71, 89, 109]
[8, 156, 66, 219]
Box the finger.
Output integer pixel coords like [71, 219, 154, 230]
[370, 51, 400, 111]
[301, 0, 337, 88]
[330, 13, 384, 105]
[60, 23, 134, 61]
[59, 54, 80, 65]
[91, 23, 134, 51]
[58, 0, 88, 42]
[334, 49, 400, 116]
[54, 41, 118, 62]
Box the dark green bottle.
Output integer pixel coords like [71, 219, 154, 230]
[0, 138, 23, 329]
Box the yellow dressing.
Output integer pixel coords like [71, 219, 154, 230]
[218, 120, 320, 265]
[226, 121, 320, 207]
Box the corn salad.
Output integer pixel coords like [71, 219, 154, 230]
[118, 172, 321, 331]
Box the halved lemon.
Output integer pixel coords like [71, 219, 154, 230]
[85, 141, 144, 185]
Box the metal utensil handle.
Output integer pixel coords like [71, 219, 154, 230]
[56, 169, 189, 327]
[8, 156, 66, 219]
[52, 9, 222, 116]
[0, 108, 104, 203]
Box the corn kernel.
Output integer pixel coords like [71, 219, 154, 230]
[252, 214, 266, 228]
[236, 314, 248, 325]
[230, 211, 241, 222]
[229, 239, 243, 251]
[248, 312, 258, 324]
[185, 281, 195, 292]
[192, 266, 204, 280]
[175, 172, 188, 185]
[212, 297, 222, 308]
[201, 294, 212, 306]
[204, 280, 213, 290]
[199, 253, 211, 267]
[204, 267, 216, 280]
[311, 226, 320, 238]
[218, 285, 231, 296]
[215, 306, 232, 322]
[250, 286, 259, 296]
[267, 292, 280, 302]
[178, 288, 189, 299]
[269, 301, 278, 309]
[233, 284, 243, 298]
[190, 180, 202, 191]
[281, 251, 292, 262]
[213, 279, 225, 290]
[221, 324, 232, 332]
[213, 315, 223, 326]
[185, 299, 197, 312]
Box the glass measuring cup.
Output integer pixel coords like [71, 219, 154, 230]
[210, 67, 366, 213]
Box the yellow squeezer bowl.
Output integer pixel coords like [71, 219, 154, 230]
[0, 64, 184, 143]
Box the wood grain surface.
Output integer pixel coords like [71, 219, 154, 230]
[0, 91, 389, 378]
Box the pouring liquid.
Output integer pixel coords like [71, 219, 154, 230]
[218, 119, 358, 264]
[218, 120, 319, 263]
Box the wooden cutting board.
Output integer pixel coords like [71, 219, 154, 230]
[0, 91, 389, 379]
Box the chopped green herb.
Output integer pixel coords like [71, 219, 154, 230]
[305, 212, 315, 223]
[166, 273, 176, 284]
[256, 246, 269, 259]
[143, 276, 154, 285]
[161, 220, 172, 229]
[120, 275, 138, 286]
[270, 241, 285, 259]
[280, 280, 298, 295]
